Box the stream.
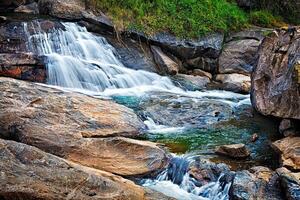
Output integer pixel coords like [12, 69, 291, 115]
[22, 20, 279, 200]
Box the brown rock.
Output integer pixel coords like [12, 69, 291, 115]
[14, 2, 39, 14]
[272, 137, 300, 170]
[279, 119, 298, 137]
[188, 69, 212, 80]
[185, 56, 217, 73]
[215, 73, 251, 93]
[0, 77, 168, 176]
[276, 167, 300, 200]
[0, 138, 146, 200]
[0, 53, 46, 82]
[215, 143, 250, 158]
[251, 27, 300, 119]
[150, 45, 179, 75]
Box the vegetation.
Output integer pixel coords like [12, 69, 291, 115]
[86, 0, 292, 38]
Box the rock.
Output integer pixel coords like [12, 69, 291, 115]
[0, 138, 146, 200]
[0, 53, 46, 82]
[215, 143, 250, 158]
[215, 73, 251, 93]
[38, 0, 85, 20]
[251, 133, 259, 142]
[230, 169, 283, 200]
[151, 32, 224, 60]
[150, 45, 179, 75]
[236, 0, 256, 9]
[279, 119, 298, 137]
[272, 137, 300, 170]
[82, 11, 114, 32]
[172, 74, 210, 91]
[185, 56, 217, 73]
[218, 39, 260, 75]
[140, 94, 235, 128]
[0, 77, 168, 176]
[188, 69, 212, 80]
[251, 28, 300, 119]
[0, 16, 7, 23]
[276, 167, 300, 200]
[14, 2, 39, 14]
[105, 36, 159, 73]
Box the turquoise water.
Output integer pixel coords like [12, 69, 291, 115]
[112, 95, 280, 170]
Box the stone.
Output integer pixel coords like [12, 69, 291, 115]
[218, 39, 260, 75]
[0, 53, 46, 82]
[82, 11, 114, 32]
[230, 169, 283, 200]
[140, 94, 235, 128]
[279, 119, 298, 137]
[185, 56, 217, 73]
[0, 77, 168, 176]
[236, 0, 256, 9]
[215, 73, 251, 93]
[150, 45, 179, 75]
[276, 167, 300, 200]
[215, 143, 250, 158]
[38, 0, 85, 20]
[188, 69, 212, 80]
[0, 138, 146, 200]
[172, 74, 210, 91]
[14, 2, 39, 14]
[272, 137, 300, 170]
[0, 16, 7, 23]
[251, 28, 300, 119]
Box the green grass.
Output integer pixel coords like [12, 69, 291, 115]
[249, 10, 285, 27]
[86, 0, 288, 38]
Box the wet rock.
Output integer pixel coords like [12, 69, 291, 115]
[0, 138, 146, 200]
[279, 119, 298, 137]
[272, 137, 300, 170]
[172, 74, 210, 91]
[187, 69, 212, 80]
[218, 39, 260, 75]
[251, 27, 300, 119]
[185, 56, 217, 73]
[215, 73, 251, 93]
[140, 94, 234, 128]
[0, 77, 168, 176]
[276, 167, 300, 200]
[0, 53, 46, 82]
[14, 2, 39, 14]
[150, 45, 179, 75]
[38, 0, 85, 20]
[215, 143, 250, 158]
[101, 35, 159, 73]
[230, 169, 283, 200]
[188, 158, 230, 186]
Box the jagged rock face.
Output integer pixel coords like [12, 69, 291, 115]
[0, 139, 146, 200]
[251, 28, 300, 119]
[0, 77, 168, 176]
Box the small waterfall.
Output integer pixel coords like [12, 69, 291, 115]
[23, 21, 181, 94]
[142, 156, 231, 200]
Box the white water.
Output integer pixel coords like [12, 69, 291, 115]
[142, 155, 231, 200]
[23, 21, 245, 200]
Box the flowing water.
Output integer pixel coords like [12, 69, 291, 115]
[23, 20, 278, 200]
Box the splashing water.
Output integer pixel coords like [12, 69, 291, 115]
[142, 156, 231, 200]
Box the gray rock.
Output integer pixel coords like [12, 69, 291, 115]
[185, 56, 217, 73]
[172, 74, 210, 91]
[276, 167, 300, 200]
[215, 73, 251, 93]
[218, 39, 260, 75]
[151, 45, 179, 75]
[251, 28, 300, 119]
[14, 2, 39, 14]
[188, 69, 212, 80]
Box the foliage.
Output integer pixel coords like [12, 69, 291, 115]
[249, 10, 285, 27]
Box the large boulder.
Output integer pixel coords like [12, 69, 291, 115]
[230, 168, 283, 200]
[172, 74, 210, 91]
[0, 139, 146, 200]
[272, 137, 300, 170]
[219, 29, 269, 75]
[251, 27, 300, 119]
[0, 77, 168, 176]
[215, 143, 250, 158]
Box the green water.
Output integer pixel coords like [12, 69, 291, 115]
[113, 95, 280, 170]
